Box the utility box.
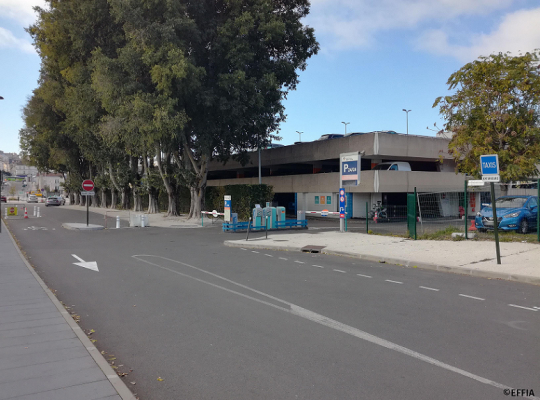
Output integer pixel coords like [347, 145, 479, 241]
[297, 210, 305, 221]
[263, 206, 277, 229]
[276, 207, 286, 222]
[253, 206, 263, 228]
[231, 213, 238, 225]
[130, 214, 142, 227]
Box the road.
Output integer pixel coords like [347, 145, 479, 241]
[4, 204, 540, 400]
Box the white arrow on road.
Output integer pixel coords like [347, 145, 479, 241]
[71, 254, 99, 272]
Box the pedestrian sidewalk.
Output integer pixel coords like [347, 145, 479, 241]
[225, 231, 540, 285]
[0, 221, 135, 400]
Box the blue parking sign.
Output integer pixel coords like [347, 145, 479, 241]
[339, 188, 346, 219]
[480, 154, 499, 175]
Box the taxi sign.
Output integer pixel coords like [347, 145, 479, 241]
[480, 154, 499, 175]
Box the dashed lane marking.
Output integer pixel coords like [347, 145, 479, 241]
[312, 265, 324, 268]
[357, 274, 372, 278]
[459, 294, 485, 301]
[333, 269, 346, 273]
[240, 248, 247, 251]
[279, 257, 288, 261]
[385, 280, 403, 284]
[294, 261, 305, 264]
[508, 304, 538, 312]
[265, 254, 273, 257]
[251, 251, 259, 254]
[419, 286, 439, 291]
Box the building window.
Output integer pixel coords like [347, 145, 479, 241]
[315, 196, 319, 205]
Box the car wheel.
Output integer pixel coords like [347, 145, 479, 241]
[520, 219, 529, 234]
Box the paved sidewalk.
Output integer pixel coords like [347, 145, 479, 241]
[225, 231, 540, 285]
[0, 222, 135, 400]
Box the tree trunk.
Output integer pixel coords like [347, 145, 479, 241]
[73, 192, 79, 205]
[110, 189, 117, 209]
[148, 190, 159, 213]
[132, 192, 143, 212]
[155, 146, 177, 216]
[187, 152, 209, 220]
[100, 190, 107, 208]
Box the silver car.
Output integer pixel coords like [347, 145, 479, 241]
[45, 196, 62, 206]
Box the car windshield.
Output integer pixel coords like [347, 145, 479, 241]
[495, 197, 527, 208]
[372, 164, 391, 170]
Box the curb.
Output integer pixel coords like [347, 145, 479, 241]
[3, 221, 136, 400]
[62, 223, 105, 230]
[224, 240, 540, 286]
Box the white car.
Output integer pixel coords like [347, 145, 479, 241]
[27, 195, 38, 203]
[372, 162, 412, 171]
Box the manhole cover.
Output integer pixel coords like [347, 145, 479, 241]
[301, 245, 326, 253]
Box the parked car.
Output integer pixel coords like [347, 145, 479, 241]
[27, 195, 38, 203]
[372, 162, 412, 171]
[475, 195, 538, 234]
[1, 195, 6, 202]
[45, 196, 62, 207]
[316, 134, 344, 141]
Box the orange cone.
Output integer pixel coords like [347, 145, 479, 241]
[373, 211, 378, 224]
[468, 219, 477, 231]
[24, 207, 28, 219]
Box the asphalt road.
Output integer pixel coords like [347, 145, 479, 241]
[4, 205, 540, 400]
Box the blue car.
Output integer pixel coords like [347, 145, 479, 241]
[475, 195, 538, 234]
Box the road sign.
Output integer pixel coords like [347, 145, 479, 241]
[82, 179, 95, 191]
[467, 180, 485, 186]
[480, 154, 499, 175]
[482, 175, 500, 182]
[321, 209, 329, 217]
[7, 207, 17, 216]
[212, 209, 219, 218]
[80, 191, 95, 196]
[340, 153, 360, 187]
[339, 188, 346, 219]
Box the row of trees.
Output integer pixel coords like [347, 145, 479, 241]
[20, 0, 319, 216]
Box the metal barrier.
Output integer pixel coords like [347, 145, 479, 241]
[223, 219, 307, 232]
[201, 210, 225, 226]
[3, 204, 39, 220]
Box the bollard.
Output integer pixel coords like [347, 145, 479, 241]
[141, 214, 146, 228]
[4, 207, 6, 218]
[37, 207, 41, 218]
[24, 207, 28, 219]
[116, 215, 120, 229]
[33, 206, 36, 217]
[246, 217, 252, 241]
[265, 216, 268, 239]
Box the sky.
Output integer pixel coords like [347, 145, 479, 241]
[1, 0, 540, 153]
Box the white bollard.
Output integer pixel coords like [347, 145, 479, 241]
[116, 215, 120, 229]
[37, 207, 41, 218]
[33, 206, 37, 217]
[141, 214, 146, 228]
[4, 207, 6, 218]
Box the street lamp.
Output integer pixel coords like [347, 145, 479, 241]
[402, 109, 411, 135]
[296, 131, 303, 142]
[341, 122, 350, 135]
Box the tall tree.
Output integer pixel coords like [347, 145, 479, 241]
[434, 51, 540, 181]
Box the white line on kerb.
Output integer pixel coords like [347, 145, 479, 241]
[459, 294, 485, 301]
[508, 304, 538, 312]
[294, 261, 305, 264]
[333, 269, 346, 273]
[265, 254, 273, 257]
[279, 257, 288, 261]
[357, 274, 372, 278]
[312, 265, 324, 268]
[131, 255, 523, 397]
[385, 280, 403, 284]
[419, 286, 439, 291]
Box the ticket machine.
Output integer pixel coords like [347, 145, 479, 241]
[253, 206, 263, 228]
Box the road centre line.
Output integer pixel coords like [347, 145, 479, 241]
[356, 274, 372, 278]
[459, 294, 485, 301]
[294, 261, 305, 264]
[312, 265, 324, 268]
[279, 257, 288, 261]
[508, 304, 538, 312]
[265, 254, 273, 257]
[333, 269, 346, 273]
[132, 255, 520, 396]
[385, 280, 403, 284]
[251, 251, 259, 254]
[419, 286, 439, 291]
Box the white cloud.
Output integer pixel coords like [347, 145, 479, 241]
[308, 0, 514, 50]
[417, 7, 540, 62]
[0, 27, 36, 54]
[0, 0, 47, 26]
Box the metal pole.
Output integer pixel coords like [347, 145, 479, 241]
[258, 146, 262, 185]
[414, 187, 417, 240]
[0, 170, 2, 233]
[265, 216, 268, 239]
[490, 182, 501, 264]
[464, 180, 468, 239]
[201, 212, 204, 227]
[366, 202, 369, 234]
[86, 194, 89, 226]
[537, 179, 539, 243]
[246, 217, 251, 241]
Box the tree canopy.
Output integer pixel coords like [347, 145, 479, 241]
[434, 51, 540, 181]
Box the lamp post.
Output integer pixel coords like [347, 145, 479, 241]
[296, 131, 303, 143]
[341, 122, 350, 135]
[402, 109, 411, 135]
[0, 96, 3, 233]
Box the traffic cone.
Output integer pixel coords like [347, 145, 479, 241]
[468, 219, 477, 231]
[24, 207, 28, 219]
[373, 211, 378, 224]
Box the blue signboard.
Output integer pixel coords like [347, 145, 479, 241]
[340, 152, 360, 186]
[342, 161, 358, 180]
[480, 154, 499, 175]
[339, 188, 346, 219]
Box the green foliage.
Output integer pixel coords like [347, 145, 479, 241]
[434, 51, 540, 181]
[206, 184, 274, 220]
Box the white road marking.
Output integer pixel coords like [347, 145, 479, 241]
[265, 254, 273, 257]
[385, 280, 403, 284]
[419, 286, 439, 291]
[71, 254, 99, 272]
[459, 294, 485, 301]
[240, 248, 247, 251]
[356, 274, 372, 278]
[251, 251, 259, 254]
[132, 254, 523, 397]
[333, 269, 346, 273]
[312, 265, 324, 268]
[294, 261, 305, 264]
[279, 257, 288, 261]
[508, 304, 538, 312]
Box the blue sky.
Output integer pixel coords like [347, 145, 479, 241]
[1, 0, 539, 153]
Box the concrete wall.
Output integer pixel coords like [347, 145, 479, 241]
[207, 171, 466, 193]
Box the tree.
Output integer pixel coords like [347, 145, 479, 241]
[434, 51, 540, 181]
